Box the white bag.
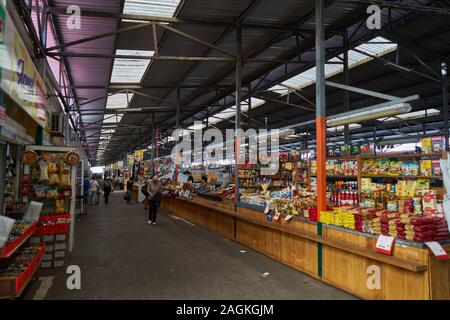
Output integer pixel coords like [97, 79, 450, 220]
[23, 201, 43, 222]
[0, 216, 16, 248]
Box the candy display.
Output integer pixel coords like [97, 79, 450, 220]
[0, 246, 42, 277]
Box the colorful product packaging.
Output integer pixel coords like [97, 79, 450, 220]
[421, 137, 432, 154]
[420, 160, 432, 176]
[431, 136, 445, 153]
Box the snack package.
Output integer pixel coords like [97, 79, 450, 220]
[55, 199, 65, 214]
[432, 160, 442, 176]
[408, 161, 419, 176]
[431, 136, 445, 153]
[60, 164, 71, 189]
[405, 180, 417, 198]
[334, 146, 342, 157]
[351, 144, 361, 156]
[396, 180, 407, 197]
[420, 160, 432, 176]
[421, 137, 432, 154]
[39, 159, 49, 182]
[387, 200, 398, 212]
[401, 161, 410, 176]
[34, 185, 46, 200]
[46, 188, 59, 199]
[416, 179, 430, 194]
[389, 160, 402, 176]
[341, 144, 351, 156]
[362, 160, 374, 174]
[422, 190, 437, 215]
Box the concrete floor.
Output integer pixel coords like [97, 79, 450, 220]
[24, 191, 356, 300]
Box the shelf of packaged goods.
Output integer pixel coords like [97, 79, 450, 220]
[0, 224, 38, 259]
[311, 175, 358, 179]
[360, 174, 443, 180]
[325, 155, 359, 160]
[361, 153, 445, 160]
[0, 246, 45, 299]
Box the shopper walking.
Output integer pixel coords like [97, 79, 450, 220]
[103, 178, 113, 204]
[83, 176, 90, 213]
[124, 178, 133, 204]
[97, 176, 104, 205]
[118, 175, 124, 190]
[147, 175, 162, 225]
[141, 178, 150, 210]
[89, 177, 99, 206]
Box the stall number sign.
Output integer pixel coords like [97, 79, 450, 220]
[375, 235, 395, 255]
[425, 242, 449, 260]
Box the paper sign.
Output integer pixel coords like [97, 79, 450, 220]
[23, 201, 43, 222]
[425, 242, 450, 260]
[375, 235, 395, 255]
[264, 205, 270, 214]
[0, 215, 15, 248]
[284, 215, 294, 221]
[273, 212, 281, 222]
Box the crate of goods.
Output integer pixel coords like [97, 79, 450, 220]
[36, 214, 71, 236]
[0, 223, 37, 258]
[0, 246, 45, 299]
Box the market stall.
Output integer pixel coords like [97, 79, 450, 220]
[161, 139, 450, 300]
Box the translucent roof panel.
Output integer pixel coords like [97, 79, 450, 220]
[103, 114, 123, 124]
[106, 93, 134, 109]
[268, 37, 397, 96]
[110, 50, 154, 83]
[208, 98, 265, 125]
[123, 0, 181, 17]
[327, 124, 361, 132]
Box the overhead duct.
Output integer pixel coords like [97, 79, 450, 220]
[326, 103, 412, 127]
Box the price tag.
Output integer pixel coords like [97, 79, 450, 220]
[425, 242, 450, 260]
[284, 215, 294, 221]
[375, 235, 395, 255]
[264, 205, 270, 214]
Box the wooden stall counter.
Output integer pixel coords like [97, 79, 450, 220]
[161, 196, 450, 300]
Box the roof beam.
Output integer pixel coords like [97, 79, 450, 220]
[46, 7, 313, 33]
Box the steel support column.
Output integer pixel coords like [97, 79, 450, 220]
[343, 30, 350, 143]
[234, 24, 242, 203]
[443, 63, 449, 151]
[315, 0, 327, 222]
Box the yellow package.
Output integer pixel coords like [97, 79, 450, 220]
[396, 180, 406, 197]
[405, 180, 417, 198]
[420, 160, 432, 176]
[421, 137, 432, 154]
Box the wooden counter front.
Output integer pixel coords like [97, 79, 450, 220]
[161, 196, 450, 300]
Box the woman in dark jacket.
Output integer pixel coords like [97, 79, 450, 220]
[146, 175, 162, 225]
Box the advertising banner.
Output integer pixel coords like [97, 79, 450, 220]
[0, 3, 47, 128]
[134, 149, 144, 162]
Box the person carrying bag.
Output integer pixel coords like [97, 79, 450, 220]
[147, 175, 162, 225]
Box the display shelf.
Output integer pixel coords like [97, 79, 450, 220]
[312, 175, 358, 179]
[361, 153, 444, 159]
[0, 246, 45, 299]
[360, 174, 443, 179]
[0, 224, 37, 259]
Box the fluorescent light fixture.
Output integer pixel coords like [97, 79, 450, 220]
[188, 123, 206, 130]
[106, 93, 134, 109]
[327, 103, 412, 127]
[123, 0, 181, 17]
[327, 124, 361, 132]
[110, 50, 154, 83]
[379, 108, 440, 122]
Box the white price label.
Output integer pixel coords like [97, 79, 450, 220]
[375, 235, 395, 255]
[264, 205, 270, 214]
[284, 215, 294, 221]
[425, 242, 449, 260]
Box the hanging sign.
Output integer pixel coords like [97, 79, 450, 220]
[127, 154, 135, 165]
[0, 3, 47, 128]
[134, 149, 144, 162]
[375, 235, 395, 255]
[425, 242, 449, 260]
